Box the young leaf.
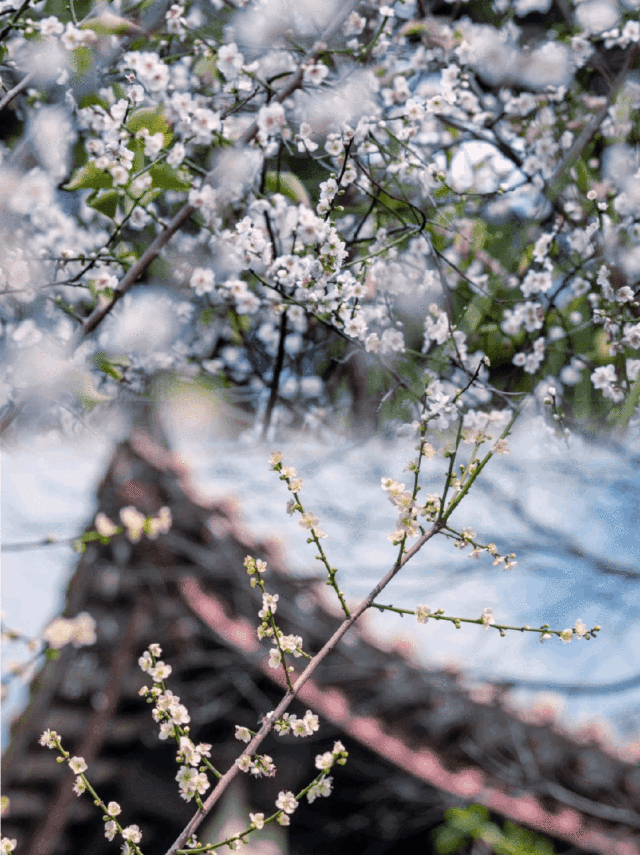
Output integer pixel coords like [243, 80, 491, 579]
[87, 189, 119, 219]
[149, 163, 191, 191]
[64, 163, 113, 192]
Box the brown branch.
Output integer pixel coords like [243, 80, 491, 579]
[69, 200, 198, 346]
[546, 43, 639, 203]
[261, 307, 287, 439]
[0, 71, 33, 112]
[164, 517, 445, 855]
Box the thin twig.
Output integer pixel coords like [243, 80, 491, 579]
[0, 71, 33, 111]
[0, 0, 31, 41]
[2, 536, 74, 552]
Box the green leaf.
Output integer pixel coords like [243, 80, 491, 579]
[148, 162, 191, 191]
[96, 352, 129, 381]
[193, 53, 219, 83]
[87, 188, 119, 219]
[462, 293, 493, 334]
[78, 93, 110, 110]
[64, 162, 113, 191]
[114, 242, 138, 266]
[126, 106, 173, 147]
[471, 219, 486, 253]
[614, 370, 640, 435]
[575, 158, 590, 195]
[264, 171, 311, 207]
[433, 805, 556, 855]
[80, 12, 136, 35]
[123, 187, 162, 215]
[130, 137, 146, 173]
[69, 45, 94, 78]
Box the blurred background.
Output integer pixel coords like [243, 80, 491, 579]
[4, 397, 640, 753]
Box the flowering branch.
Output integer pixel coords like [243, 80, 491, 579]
[164, 513, 446, 855]
[372, 603, 601, 643]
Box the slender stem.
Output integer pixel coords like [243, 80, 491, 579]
[444, 408, 520, 520]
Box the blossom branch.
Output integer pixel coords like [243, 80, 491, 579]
[66, 3, 359, 353]
[164, 515, 446, 855]
[371, 603, 601, 642]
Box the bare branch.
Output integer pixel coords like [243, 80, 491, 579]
[0, 71, 33, 112]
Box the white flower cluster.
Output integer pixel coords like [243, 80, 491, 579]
[273, 709, 320, 737]
[236, 752, 276, 778]
[381, 477, 423, 543]
[244, 554, 268, 588]
[138, 645, 214, 802]
[558, 618, 594, 643]
[42, 612, 96, 650]
[481, 607, 495, 630]
[4, 0, 636, 424]
[415, 605, 432, 624]
[266, 633, 305, 669]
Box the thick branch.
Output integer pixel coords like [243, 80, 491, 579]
[546, 44, 639, 202]
[0, 71, 33, 112]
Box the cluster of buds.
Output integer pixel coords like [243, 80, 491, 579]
[269, 452, 327, 540]
[452, 528, 518, 571]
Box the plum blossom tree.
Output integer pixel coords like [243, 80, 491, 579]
[1, 0, 639, 852]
